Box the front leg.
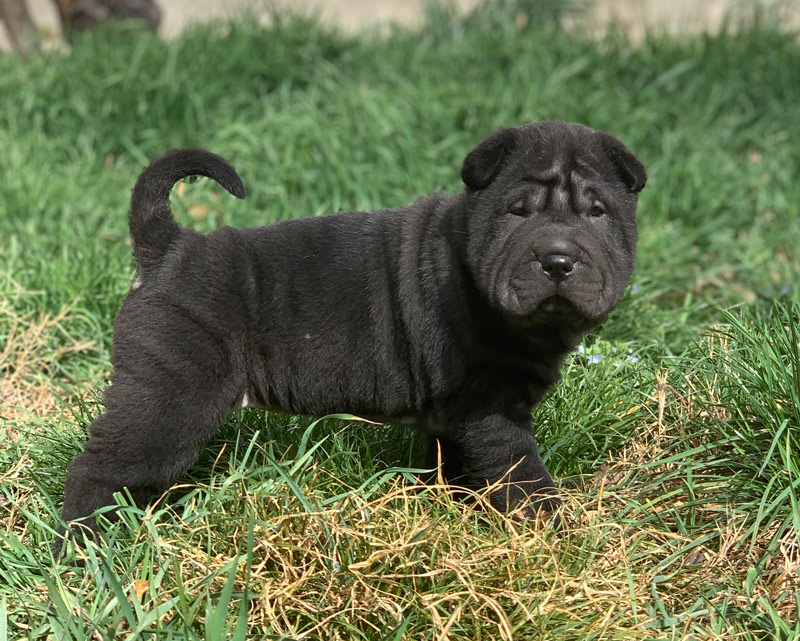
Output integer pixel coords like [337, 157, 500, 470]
[427, 404, 561, 518]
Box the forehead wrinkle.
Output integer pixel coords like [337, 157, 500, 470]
[569, 169, 593, 194]
[574, 155, 608, 182]
[526, 152, 573, 183]
[518, 141, 609, 211]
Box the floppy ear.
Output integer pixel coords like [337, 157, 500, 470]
[596, 131, 647, 193]
[461, 127, 518, 190]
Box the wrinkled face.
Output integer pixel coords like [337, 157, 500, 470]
[462, 121, 646, 330]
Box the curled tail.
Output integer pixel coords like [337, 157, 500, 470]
[129, 148, 246, 272]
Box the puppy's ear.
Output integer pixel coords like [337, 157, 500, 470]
[596, 132, 647, 193]
[461, 127, 518, 190]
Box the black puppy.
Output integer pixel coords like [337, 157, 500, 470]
[60, 121, 645, 546]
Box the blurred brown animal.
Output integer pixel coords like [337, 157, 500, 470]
[0, 0, 160, 54]
[0, 0, 38, 54]
[54, 0, 160, 33]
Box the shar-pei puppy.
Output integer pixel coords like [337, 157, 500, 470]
[58, 120, 646, 550]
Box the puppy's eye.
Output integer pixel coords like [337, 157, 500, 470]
[507, 199, 526, 215]
[589, 200, 607, 217]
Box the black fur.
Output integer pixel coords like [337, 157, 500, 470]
[59, 121, 646, 550]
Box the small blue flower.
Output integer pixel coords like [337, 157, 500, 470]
[588, 354, 602, 364]
[631, 283, 641, 295]
[578, 345, 585, 354]
[779, 285, 791, 295]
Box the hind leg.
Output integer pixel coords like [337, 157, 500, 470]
[59, 356, 243, 550]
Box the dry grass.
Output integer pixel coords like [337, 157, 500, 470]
[0, 289, 96, 428]
[90, 470, 792, 640]
[107, 484, 654, 639]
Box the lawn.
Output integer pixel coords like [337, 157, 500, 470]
[1, 1, 799, 639]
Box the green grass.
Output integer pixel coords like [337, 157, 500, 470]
[1, 1, 799, 638]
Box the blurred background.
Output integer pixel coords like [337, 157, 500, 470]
[3, 0, 800, 51]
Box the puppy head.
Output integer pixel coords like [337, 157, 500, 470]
[462, 121, 646, 330]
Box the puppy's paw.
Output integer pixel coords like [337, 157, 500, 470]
[504, 486, 563, 530]
[52, 521, 98, 566]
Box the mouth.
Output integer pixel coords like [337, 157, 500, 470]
[504, 292, 571, 321]
[530, 295, 580, 320]
[536, 295, 570, 314]
[523, 294, 603, 331]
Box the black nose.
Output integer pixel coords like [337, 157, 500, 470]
[540, 254, 575, 280]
